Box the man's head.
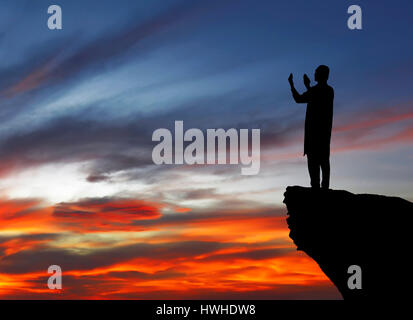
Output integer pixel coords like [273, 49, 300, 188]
[315, 65, 330, 83]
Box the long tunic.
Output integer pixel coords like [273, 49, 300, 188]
[292, 83, 334, 156]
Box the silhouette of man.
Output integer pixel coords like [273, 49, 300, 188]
[288, 65, 334, 189]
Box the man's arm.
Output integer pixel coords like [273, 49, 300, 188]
[289, 73, 309, 104]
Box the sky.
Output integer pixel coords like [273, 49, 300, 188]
[0, 0, 412, 299]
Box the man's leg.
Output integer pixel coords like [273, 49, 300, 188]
[307, 154, 320, 189]
[320, 156, 330, 190]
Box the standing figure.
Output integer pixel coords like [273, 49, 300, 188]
[288, 65, 334, 189]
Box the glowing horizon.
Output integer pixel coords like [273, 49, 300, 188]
[0, 0, 412, 299]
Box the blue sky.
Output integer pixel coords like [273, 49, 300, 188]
[0, 0, 412, 299]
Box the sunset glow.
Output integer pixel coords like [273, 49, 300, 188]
[0, 0, 412, 299]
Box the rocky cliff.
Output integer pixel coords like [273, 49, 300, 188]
[284, 186, 412, 300]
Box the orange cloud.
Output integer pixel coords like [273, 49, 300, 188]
[0, 198, 54, 233]
[0, 197, 340, 299]
[53, 198, 163, 232]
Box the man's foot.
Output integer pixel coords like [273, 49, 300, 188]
[321, 184, 329, 190]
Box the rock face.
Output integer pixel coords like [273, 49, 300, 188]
[284, 186, 412, 300]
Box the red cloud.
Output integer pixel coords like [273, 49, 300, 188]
[53, 198, 163, 232]
[0, 196, 340, 299]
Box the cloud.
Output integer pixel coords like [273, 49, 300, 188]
[53, 197, 162, 232]
[0, 88, 299, 179]
[0, 194, 339, 299]
[0, 113, 155, 176]
[330, 105, 413, 153]
[0, 0, 231, 121]
[0, 233, 59, 257]
[334, 108, 413, 133]
[1, 95, 411, 186]
[0, 198, 54, 233]
[0, 240, 228, 274]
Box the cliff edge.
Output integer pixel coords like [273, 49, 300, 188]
[284, 186, 412, 300]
